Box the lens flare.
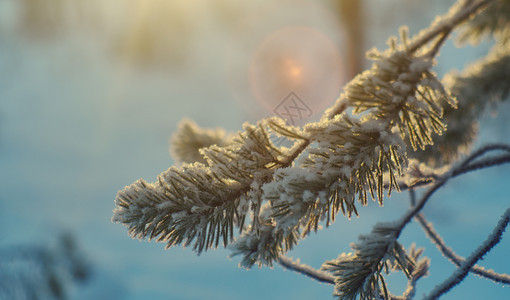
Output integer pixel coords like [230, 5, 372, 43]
[248, 26, 345, 122]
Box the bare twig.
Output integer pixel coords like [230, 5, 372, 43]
[409, 190, 510, 285]
[278, 256, 335, 285]
[397, 176, 448, 233]
[392, 144, 510, 192]
[397, 146, 510, 232]
[454, 154, 510, 177]
[407, 0, 496, 54]
[425, 30, 452, 59]
[419, 0, 484, 59]
[417, 212, 510, 285]
[423, 207, 510, 299]
[459, 144, 510, 169]
[457, 144, 510, 172]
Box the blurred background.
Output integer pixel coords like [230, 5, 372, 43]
[0, 0, 509, 299]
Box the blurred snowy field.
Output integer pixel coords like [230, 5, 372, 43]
[0, 0, 509, 299]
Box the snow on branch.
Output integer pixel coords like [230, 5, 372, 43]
[233, 24, 471, 265]
[278, 256, 335, 285]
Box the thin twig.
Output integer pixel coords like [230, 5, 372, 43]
[390, 274, 420, 300]
[384, 147, 510, 296]
[396, 145, 510, 235]
[392, 144, 510, 192]
[278, 256, 335, 285]
[407, 0, 495, 54]
[458, 144, 510, 169]
[398, 176, 448, 233]
[422, 0, 481, 58]
[425, 30, 452, 59]
[455, 154, 510, 176]
[409, 190, 510, 285]
[417, 212, 510, 285]
[423, 207, 510, 300]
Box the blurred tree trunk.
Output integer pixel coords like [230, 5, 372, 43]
[336, 0, 364, 80]
[18, 0, 66, 37]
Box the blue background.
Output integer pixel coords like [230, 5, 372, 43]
[1, 0, 509, 299]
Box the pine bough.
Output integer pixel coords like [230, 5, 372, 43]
[112, 0, 510, 298]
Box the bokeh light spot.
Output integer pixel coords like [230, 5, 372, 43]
[248, 25, 345, 123]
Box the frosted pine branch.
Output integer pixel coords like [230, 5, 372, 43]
[240, 37, 459, 267]
[111, 0, 510, 297]
[321, 224, 428, 299]
[114, 0, 483, 265]
[0, 235, 90, 300]
[114, 120, 297, 254]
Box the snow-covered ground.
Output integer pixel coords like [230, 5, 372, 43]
[0, 0, 509, 299]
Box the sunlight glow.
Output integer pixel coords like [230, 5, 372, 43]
[286, 60, 303, 79]
[249, 26, 345, 120]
